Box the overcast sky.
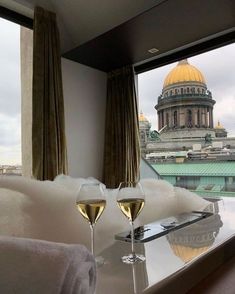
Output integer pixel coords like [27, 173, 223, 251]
[0, 18, 21, 165]
[138, 42, 235, 136]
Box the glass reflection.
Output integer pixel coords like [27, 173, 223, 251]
[167, 213, 223, 263]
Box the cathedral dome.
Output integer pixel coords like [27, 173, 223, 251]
[163, 59, 206, 88]
[139, 111, 149, 122]
[215, 120, 224, 129]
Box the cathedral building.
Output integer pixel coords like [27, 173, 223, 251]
[156, 59, 216, 140]
[139, 59, 235, 197]
[140, 59, 235, 154]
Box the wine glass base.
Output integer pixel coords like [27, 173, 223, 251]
[121, 254, 145, 264]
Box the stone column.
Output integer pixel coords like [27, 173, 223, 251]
[159, 111, 162, 129]
[158, 112, 160, 130]
[192, 108, 195, 127]
[205, 107, 208, 127]
[177, 108, 180, 127]
[194, 108, 198, 126]
[210, 108, 214, 128]
[158, 111, 161, 130]
[162, 110, 165, 128]
[169, 109, 172, 128]
[208, 108, 211, 128]
[200, 107, 203, 127]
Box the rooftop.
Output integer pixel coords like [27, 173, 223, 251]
[152, 162, 235, 177]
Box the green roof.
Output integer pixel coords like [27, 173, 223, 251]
[152, 162, 235, 177]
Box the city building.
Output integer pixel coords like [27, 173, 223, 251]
[152, 161, 235, 197]
[156, 59, 216, 140]
[140, 59, 235, 156]
[139, 59, 235, 197]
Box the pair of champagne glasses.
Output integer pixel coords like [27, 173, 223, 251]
[76, 181, 145, 264]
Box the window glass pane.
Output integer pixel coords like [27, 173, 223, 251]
[138, 43, 235, 198]
[0, 18, 21, 175]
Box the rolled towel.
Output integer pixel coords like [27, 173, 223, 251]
[0, 236, 96, 294]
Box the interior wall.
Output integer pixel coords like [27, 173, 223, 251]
[21, 26, 33, 178]
[62, 58, 107, 180]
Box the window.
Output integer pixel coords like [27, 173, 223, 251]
[174, 111, 177, 127]
[138, 43, 235, 198]
[0, 12, 33, 177]
[0, 18, 21, 175]
[197, 109, 200, 126]
[175, 176, 200, 190]
[224, 177, 235, 192]
[166, 113, 169, 127]
[187, 109, 192, 127]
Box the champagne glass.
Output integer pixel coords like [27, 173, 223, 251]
[76, 183, 106, 260]
[117, 181, 145, 264]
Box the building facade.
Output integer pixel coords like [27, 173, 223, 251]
[140, 59, 235, 155]
[139, 59, 235, 197]
[155, 59, 216, 140]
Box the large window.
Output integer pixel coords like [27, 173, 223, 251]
[138, 43, 235, 197]
[0, 18, 21, 175]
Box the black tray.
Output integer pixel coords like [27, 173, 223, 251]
[115, 211, 213, 243]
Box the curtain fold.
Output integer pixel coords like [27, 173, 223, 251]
[32, 6, 67, 180]
[103, 66, 140, 188]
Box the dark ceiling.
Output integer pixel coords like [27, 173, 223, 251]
[63, 0, 235, 72]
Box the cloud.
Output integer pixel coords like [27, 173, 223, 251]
[0, 113, 21, 146]
[0, 112, 21, 165]
[0, 18, 21, 165]
[0, 18, 20, 58]
[0, 144, 21, 165]
[0, 18, 21, 117]
[214, 95, 235, 136]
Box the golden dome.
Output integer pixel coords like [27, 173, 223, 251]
[139, 111, 149, 122]
[215, 120, 224, 129]
[169, 244, 210, 263]
[163, 59, 206, 88]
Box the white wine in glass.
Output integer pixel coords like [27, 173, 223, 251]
[117, 181, 145, 264]
[76, 183, 106, 258]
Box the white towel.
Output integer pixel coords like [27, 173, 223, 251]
[0, 236, 96, 294]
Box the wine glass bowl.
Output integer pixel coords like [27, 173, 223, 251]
[76, 183, 106, 257]
[117, 181, 145, 264]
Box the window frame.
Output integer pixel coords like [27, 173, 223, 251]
[0, 6, 33, 29]
[134, 30, 234, 74]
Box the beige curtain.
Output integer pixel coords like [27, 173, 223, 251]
[103, 66, 140, 188]
[32, 6, 67, 180]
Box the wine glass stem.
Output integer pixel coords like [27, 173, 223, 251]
[130, 221, 136, 258]
[90, 224, 95, 256]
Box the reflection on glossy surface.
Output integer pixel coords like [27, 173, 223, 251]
[204, 199, 220, 213]
[96, 198, 235, 294]
[167, 214, 223, 263]
[132, 262, 149, 294]
[97, 241, 148, 293]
